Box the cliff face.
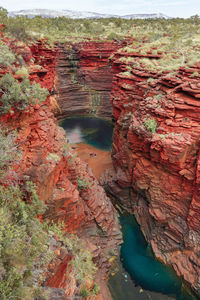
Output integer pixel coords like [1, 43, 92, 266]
[3, 34, 200, 297]
[55, 41, 121, 119]
[104, 50, 200, 291]
[0, 39, 121, 299]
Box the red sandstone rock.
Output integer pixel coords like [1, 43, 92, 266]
[55, 41, 121, 119]
[0, 39, 120, 299]
[107, 53, 200, 291]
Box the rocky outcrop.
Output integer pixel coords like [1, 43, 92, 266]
[103, 50, 200, 293]
[55, 41, 121, 119]
[0, 39, 121, 299]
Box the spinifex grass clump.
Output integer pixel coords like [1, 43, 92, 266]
[15, 67, 29, 77]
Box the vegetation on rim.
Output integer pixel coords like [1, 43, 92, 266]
[0, 126, 98, 299]
[0, 7, 199, 74]
[0, 5, 200, 299]
[0, 7, 199, 46]
[0, 73, 49, 114]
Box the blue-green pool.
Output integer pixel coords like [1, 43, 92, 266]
[60, 117, 198, 300]
[109, 213, 198, 300]
[60, 117, 113, 150]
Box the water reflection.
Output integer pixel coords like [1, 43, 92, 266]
[60, 117, 113, 150]
[67, 126, 83, 143]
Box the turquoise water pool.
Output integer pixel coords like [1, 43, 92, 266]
[115, 213, 198, 300]
[60, 117, 198, 300]
[60, 117, 113, 150]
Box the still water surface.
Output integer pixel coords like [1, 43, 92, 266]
[60, 117, 113, 150]
[60, 117, 198, 300]
[110, 213, 198, 300]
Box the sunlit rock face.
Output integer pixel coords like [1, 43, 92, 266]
[102, 50, 200, 292]
[55, 41, 122, 120]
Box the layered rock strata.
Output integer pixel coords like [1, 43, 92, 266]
[4, 34, 200, 297]
[0, 39, 121, 299]
[102, 50, 200, 293]
[55, 41, 121, 119]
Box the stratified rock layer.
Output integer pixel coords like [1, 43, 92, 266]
[0, 39, 121, 299]
[105, 51, 200, 292]
[55, 41, 121, 119]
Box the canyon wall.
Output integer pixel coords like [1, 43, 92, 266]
[3, 34, 200, 297]
[55, 41, 121, 119]
[30, 40, 200, 294]
[0, 39, 121, 299]
[102, 49, 200, 293]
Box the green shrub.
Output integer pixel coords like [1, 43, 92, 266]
[0, 73, 49, 114]
[0, 127, 54, 299]
[62, 142, 70, 157]
[147, 78, 155, 83]
[108, 54, 114, 61]
[144, 119, 157, 133]
[107, 32, 121, 40]
[70, 246, 96, 283]
[15, 67, 29, 77]
[159, 134, 166, 139]
[80, 287, 90, 298]
[77, 176, 91, 191]
[92, 283, 100, 295]
[190, 71, 199, 77]
[119, 71, 132, 77]
[0, 126, 21, 179]
[6, 19, 29, 41]
[48, 223, 97, 284]
[0, 183, 53, 299]
[122, 83, 132, 89]
[0, 42, 15, 67]
[0, 6, 8, 20]
[153, 94, 163, 102]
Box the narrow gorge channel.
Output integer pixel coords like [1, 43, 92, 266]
[54, 41, 200, 300]
[60, 116, 197, 300]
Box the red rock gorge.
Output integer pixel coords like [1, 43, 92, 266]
[104, 49, 200, 292]
[1, 28, 200, 299]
